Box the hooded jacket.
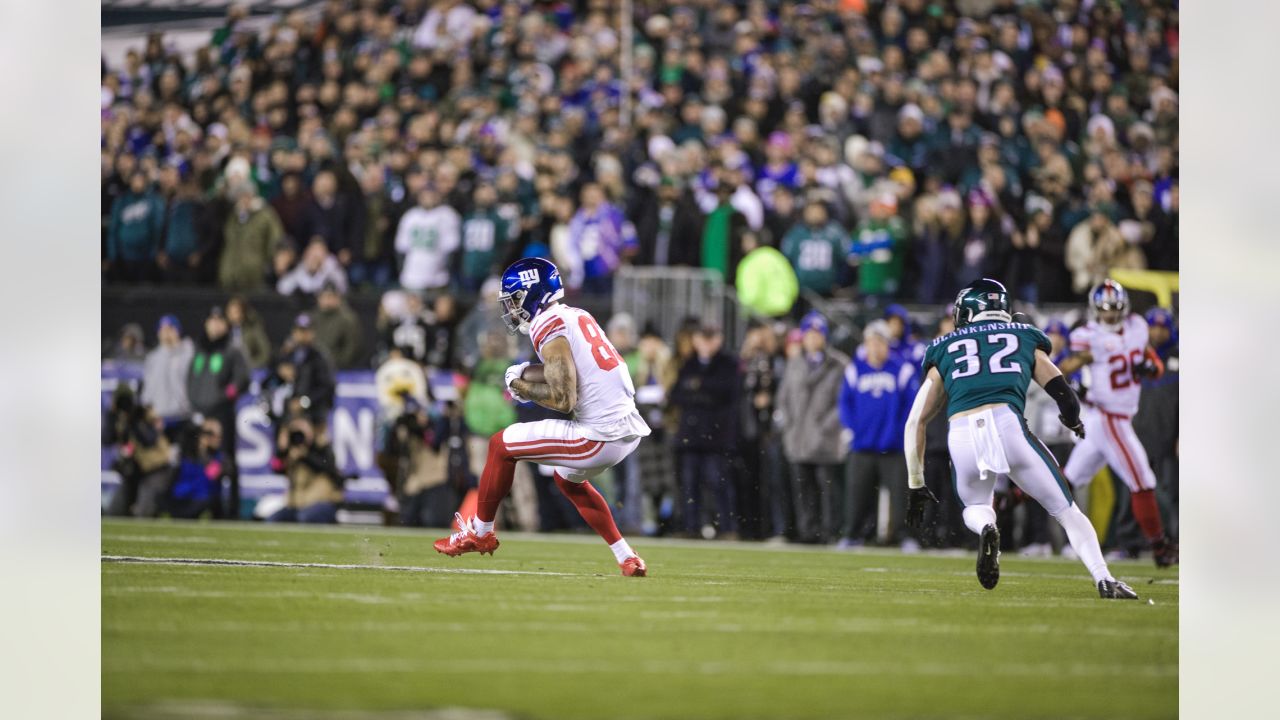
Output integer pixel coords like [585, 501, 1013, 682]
[777, 348, 850, 464]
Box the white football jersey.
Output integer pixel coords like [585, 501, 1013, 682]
[1069, 314, 1150, 417]
[528, 304, 652, 441]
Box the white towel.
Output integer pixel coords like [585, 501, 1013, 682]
[969, 408, 1011, 477]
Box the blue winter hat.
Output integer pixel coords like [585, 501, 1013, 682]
[1042, 318, 1069, 337]
[157, 314, 182, 334]
[1145, 307, 1175, 330]
[883, 304, 911, 323]
[799, 310, 829, 337]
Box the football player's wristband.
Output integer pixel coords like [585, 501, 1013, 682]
[1043, 375, 1080, 427]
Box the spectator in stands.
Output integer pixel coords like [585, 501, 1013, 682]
[776, 312, 849, 543]
[1126, 179, 1176, 272]
[736, 320, 787, 540]
[1066, 204, 1133, 296]
[1024, 194, 1071, 303]
[955, 188, 1014, 289]
[632, 323, 678, 536]
[459, 182, 512, 293]
[224, 295, 272, 370]
[781, 199, 849, 298]
[1135, 308, 1179, 541]
[270, 172, 311, 247]
[849, 191, 909, 303]
[838, 321, 918, 549]
[299, 170, 362, 270]
[157, 164, 205, 284]
[268, 416, 344, 525]
[701, 170, 747, 283]
[187, 305, 250, 518]
[883, 304, 926, 367]
[219, 182, 284, 292]
[104, 384, 173, 518]
[311, 283, 364, 370]
[422, 294, 460, 371]
[106, 322, 147, 364]
[378, 290, 433, 366]
[564, 182, 635, 293]
[670, 323, 739, 539]
[140, 314, 193, 430]
[105, 170, 164, 283]
[282, 313, 337, 430]
[633, 176, 703, 268]
[276, 237, 349, 297]
[395, 186, 460, 292]
[351, 167, 394, 289]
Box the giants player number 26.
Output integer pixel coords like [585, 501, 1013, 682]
[1057, 279, 1177, 568]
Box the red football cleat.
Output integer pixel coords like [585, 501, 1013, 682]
[434, 513, 500, 557]
[620, 555, 647, 577]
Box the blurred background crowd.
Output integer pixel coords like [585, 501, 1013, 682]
[101, 0, 1178, 558]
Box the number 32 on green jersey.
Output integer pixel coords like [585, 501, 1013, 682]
[947, 333, 1023, 379]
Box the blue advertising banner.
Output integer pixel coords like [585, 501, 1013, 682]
[100, 362, 459, 509]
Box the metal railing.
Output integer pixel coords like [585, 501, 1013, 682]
[612, 267, 751, 349]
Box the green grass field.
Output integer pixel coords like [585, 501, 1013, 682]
[102, 519, 1177, 719]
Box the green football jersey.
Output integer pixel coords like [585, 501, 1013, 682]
[922, 321, 1052, 417]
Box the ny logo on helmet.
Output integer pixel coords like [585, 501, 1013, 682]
[517, 269, 540, 287]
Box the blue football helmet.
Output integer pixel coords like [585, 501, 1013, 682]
[1088, 279, 1128, 331]
[498, 257, 564, 335]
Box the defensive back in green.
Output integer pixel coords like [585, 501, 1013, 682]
[923, 321, 1051, 417]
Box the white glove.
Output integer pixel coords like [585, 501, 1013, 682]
[505, 362, 531, 403]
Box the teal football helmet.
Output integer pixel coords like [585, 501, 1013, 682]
[953, 278, 1012, 327]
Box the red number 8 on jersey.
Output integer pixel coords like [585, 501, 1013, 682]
[579, 316, 621, 371]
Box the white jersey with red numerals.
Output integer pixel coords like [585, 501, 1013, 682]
[1069, 314, 1150, 417]
[528, 304, 652, 441]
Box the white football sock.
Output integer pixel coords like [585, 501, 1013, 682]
[962, 505, 997, 535]
[472, 517, 495, 537]
[1052, 503, 1111, 583]
[609, 539, 635, 564]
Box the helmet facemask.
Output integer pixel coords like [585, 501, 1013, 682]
[499, 289, 531, 335]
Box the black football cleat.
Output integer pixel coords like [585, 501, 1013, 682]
[1152, 537, 1179, 568]
[976, 524, 1000, 590]
[1097, 579, 1140, 600]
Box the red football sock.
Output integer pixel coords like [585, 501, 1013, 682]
[476, 433, 517, 523]
[554, 473, 623, 545]
[1130, 489, 1165, 542]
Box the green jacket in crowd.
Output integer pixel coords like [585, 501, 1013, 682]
[463, 358, 517, 437]
[219, 201, 284, 292]
[780, 221, 850, 296]
[312, 302, 365, 370]
[735, 246, 799, 317]
[460, 209, 511, 284]
[849, 216, 908, 297]
[107, 190, 165, 262]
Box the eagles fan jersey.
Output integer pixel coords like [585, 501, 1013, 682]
[923, 321, 1052, 417]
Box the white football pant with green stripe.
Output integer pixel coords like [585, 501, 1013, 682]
[947, 404, 1112, 584]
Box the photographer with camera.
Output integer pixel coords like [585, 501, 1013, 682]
[168, 417, 228, 519]
[266, 415, 345, 524]
[374, 351, 457, 527]
[104, 384, 173, 517]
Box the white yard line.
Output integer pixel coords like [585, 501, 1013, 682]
[101, 555, 578, 577]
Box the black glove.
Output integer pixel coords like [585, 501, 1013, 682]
[906, 485, 940, 530]
[1132, 358, 1159, 378]
[1060, 414, 1086, 439]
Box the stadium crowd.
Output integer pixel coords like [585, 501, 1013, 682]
[102, 0, 1178, 556]
[103, 0, 1177, 307]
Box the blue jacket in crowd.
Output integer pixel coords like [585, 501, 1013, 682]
[838, 352, 918, 454]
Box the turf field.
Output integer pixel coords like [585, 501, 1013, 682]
[102, 519, 1177, 719]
